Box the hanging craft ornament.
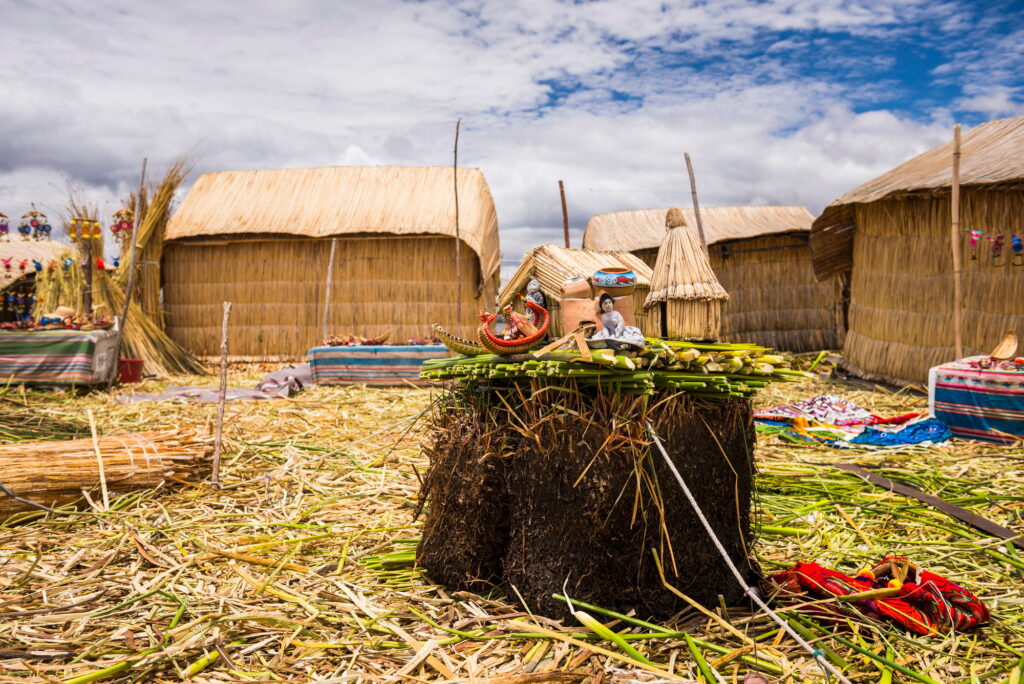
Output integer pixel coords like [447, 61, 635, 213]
[17, 209, 40, 240]
[112, 256, 120, 270]
[109, 206, 135, 246]
[1, 258, 11, 272]
[1012, 234, 1023, 266]
[988, 234, 1006, 266]
[967, 229, 982, 260]
[32, 259, 42, 272]
[18, 259, 27, 273]
[0, 212, 8, 241]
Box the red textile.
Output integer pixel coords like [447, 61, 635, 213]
[762, 555, 989, 635]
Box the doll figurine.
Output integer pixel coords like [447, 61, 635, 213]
[524, 279, 546, 324]
[587, 293, 645, 351]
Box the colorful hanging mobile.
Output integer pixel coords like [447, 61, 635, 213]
[68, 215, 102, 241]
[0, 213, 8, 241]
[109, 206, 135, 246]
[967, 229, 982, 260]
[988, 234, 1006, 265]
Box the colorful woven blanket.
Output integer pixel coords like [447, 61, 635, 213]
[929, 356, 1024, 444]
[0, 329, 118, 385]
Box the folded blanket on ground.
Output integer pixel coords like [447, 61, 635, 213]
[119, 364, 313, 403]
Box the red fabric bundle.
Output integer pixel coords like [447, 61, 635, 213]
[762, 555, 989, 635]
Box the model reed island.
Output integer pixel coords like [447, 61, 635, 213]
[417, 208, 809, 619]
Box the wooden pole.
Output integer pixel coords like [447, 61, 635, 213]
[211, 301, 231, 487]
[453, 118, 463, 327]
[684, 153, 708, 255]
[321, 238, 337, 345]
[109, 158, 147, 388]
[559, 180, 570, 248]
[951, 124, 963, 360]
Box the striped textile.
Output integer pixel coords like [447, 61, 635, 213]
[0, 329, 119, 385]
[308, 345, 449, 386]
[929, 357, 1024, 444]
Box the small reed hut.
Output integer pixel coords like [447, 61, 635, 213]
[810, 116, 1024, 385]
[163, 166, 501, 360]
[645, 207, 728, 340]
[585, 205, 839, 351]
[499, 244, 659, 337]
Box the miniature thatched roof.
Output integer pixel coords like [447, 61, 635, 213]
[583, 205, 813, 253]
[810, 116, 1024, 279]
[644, 209, 728, 308]
[499, 244, 652, 306]
[166, 166, 502, 282]
[0, 239, 70, 291]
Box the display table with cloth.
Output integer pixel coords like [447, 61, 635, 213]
[929, 356, 1024, 444]
[308, 345, 448, 386]
[0, 329, 118, 385]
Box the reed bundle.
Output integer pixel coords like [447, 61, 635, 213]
[421, 338, 806, 399]
[0, 429, 210, 518]
[31, 249, 83, 316]
[117, 158, 191, 330]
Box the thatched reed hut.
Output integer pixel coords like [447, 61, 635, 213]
[499, 244, 659, 337]
[163, 166, 501, 360]
[585, 206, 839, 351]
[810, 116, 1024, 385]
[645, 207, 728, 340]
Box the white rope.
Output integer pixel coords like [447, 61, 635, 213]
[645, 421, 852, 684]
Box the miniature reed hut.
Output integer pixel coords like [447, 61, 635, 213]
[162, 166, 501, 360]
[499, 244, 660, 337]
[0, 239, 68, 323]
[644, 208, 728, 340]
[585, 205, 840, 351]
[810, 116, 1024, 384]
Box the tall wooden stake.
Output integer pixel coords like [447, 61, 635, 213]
[322, 238, 337, 344]
[684, 153, 708, 255]
[453, 118, 463, 326]
[109, 158, 147, 387]
[211, 301, 232, 487]
[951, 124, 964, 359]
[559, 180, 570, 248]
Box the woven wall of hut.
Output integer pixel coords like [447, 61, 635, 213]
[163, 235, 491, 360]
[844, 188, 1024, 385]
[710, 234, 841, 352]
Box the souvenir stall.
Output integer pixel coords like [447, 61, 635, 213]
[308, 334, 449, 386]
[929, 333, 1024, 443]
[415, 209, 807, 619]
[0, 208, 120, 385]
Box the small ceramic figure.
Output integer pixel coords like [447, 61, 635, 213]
[588, 293, 645, 351]
[525, 279, 546, 324]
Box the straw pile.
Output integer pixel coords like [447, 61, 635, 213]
[116, 158, 191, 331]
[645, 207, 729, 340]
[0, 429, 210, 518]
[499, 244, 660, 336]
[0, 374, 1021, 681]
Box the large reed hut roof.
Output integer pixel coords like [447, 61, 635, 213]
[583, 205, 814, 252]
[0, 239, 69, 290]
[811, 116, 1024, 279]
[165, 166, 501, 282]
[499, 244, 652, 306]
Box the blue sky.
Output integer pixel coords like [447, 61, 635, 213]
[0, 0, 1021, 275]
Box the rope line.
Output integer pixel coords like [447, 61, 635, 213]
[645, 420, 852, 684]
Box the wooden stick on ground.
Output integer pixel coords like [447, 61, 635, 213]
[86, 409, 109, 512]
[321, 238, 337, 345]
[951, 124, 963, 359]
[109, 158, 147, 388]
[685, 152, 708, 255]
[211, 301, 232, 487]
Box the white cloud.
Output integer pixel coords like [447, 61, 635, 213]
[0, 0, 1016, 266]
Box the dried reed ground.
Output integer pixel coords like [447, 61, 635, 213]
[0, 366, 1022, 682]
